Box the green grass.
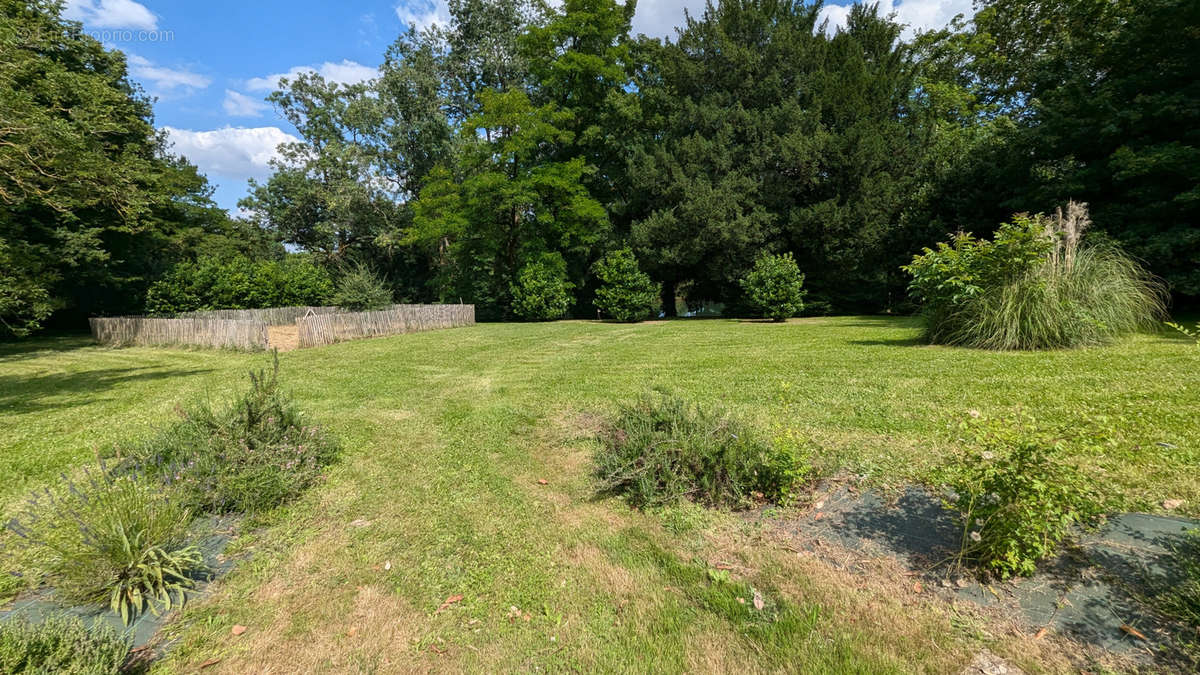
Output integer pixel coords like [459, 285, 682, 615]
[1, 318, 1197, 672]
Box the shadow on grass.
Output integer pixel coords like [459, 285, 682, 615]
[0, 333, 95, 362]
[846, 336, 925, 347]
[0, 366, 212, 415]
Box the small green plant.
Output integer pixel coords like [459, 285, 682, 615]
[905, 202, 1166, 349]
[6, 467, 203, 623]
[331, 263, 393, 311]
[943, 413, 1103, 578]
[123, 355, 340, 514]
[0, 614, 130, 674]
[1166, 320, 1200, 346]
[596, 390, 811, 509]
[511, 255, 574, 321]
[592, 248, 657, 322]
[740, 252, 805, 322]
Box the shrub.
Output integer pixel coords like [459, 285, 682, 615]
[942, 413, 1103, 578]
[0, 615, 129, 674]
[904, 202, 1166, 349]
[741, 252, 805, 322]
[596, 391, 810, 509]
[146, 254, 333, 314]
[511, 255, 573, 321]
[592, 248, 657, 322]
[123, 356, 339, 515]
[330, 263, 393, 311]
[6, 467, 203, 623]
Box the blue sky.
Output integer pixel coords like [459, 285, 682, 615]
[63, 0, 970, 212]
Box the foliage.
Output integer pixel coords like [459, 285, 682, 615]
[942, 413, 1103, 578]
[905, 204, 1166, 349]
[596, 391, 811, 509]
[0, 614, 129, 674]
[1166, 321, 1200, 346]
[5, 466, 202, 623]
[123, 357, 339, 515]
[145, 255, 333, 315]
[331, 264, 393, 311]
[741, 253, 806, 321]
[510, 255, 574, 321]
[592, 248, 657, 322]
[0, 1, 245, 333]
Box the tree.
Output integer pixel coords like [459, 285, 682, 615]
[0, 0, 237, 333]
[593, 247, 656, 322]
[409, 89, 607, 319]
[511, 254, 574, 321]
[741, 252, 805, 321]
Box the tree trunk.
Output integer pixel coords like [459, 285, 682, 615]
[661, 279, 677, 318]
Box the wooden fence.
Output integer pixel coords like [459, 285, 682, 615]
[177, 306, 343, 326]
[89, 317, 268, 350]
[297, 304, 475, 348]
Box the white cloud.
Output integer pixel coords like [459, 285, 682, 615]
[245, 60, 378, 93]
[163, 126, 300, 182]
[818, 0, 971, 37]
[126, 54, 210, 96]
[395, 0, 451, 33]
[223, 90, 270, 117]
[63, 0, 157, 30]
[631, 0, 706, 38]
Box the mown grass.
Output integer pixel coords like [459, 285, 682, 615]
[1, 317, 1197, 672]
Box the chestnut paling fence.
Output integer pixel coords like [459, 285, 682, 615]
[89, 304, 475, 350]
[88, 316, 269, 350]
[296, 304, 475, 348]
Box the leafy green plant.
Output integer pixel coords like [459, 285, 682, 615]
[331, 263, 393, 311]
[0, 614, 130, 674]
[942, 413, 1103, 578]
[1166, 320, 1200, 346]
[6, 467, 203, 623]
[123, 356, 340, 514]
[596, 390, 811, 508]
[905, 202, 1166, 349]
[740, 252, 805, 322]
[146, 254, 333, 315]
[511, 255, 574, 321]
[592, 248, 657, 322]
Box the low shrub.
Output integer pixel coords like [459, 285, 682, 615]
[905, 202, 1166, 349]
[740, 252, 805, 322]
[331, 263, 393, 311]
[145, 254, 333, 315]
[6, 467, 203, 623]
[0, 614, 130, 674]
[123, 356, 339, 515]
[596, 391, 810, 509]
[942, 413, 1103, 578]
[511, 255, 573, 321]
[592, 248, 657, 322]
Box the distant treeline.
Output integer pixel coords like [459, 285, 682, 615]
[2, 0, 1196, 333]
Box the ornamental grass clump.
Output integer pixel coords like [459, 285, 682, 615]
[6, 466, 203, 623]
[596, 390, 810, 509]
[942, 413, 1103, 578]
[123, 355, 340, 515]
[905, 202, 1167, 349]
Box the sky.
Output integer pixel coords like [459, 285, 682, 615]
[62, 0, 972, 212]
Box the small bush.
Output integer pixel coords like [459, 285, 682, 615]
[942, 413, 1103, 578]
[592, 248, 657, 322]
[596, 391, 810, 509]
[331, 263, 393, 311]
[124, 356, 339, 515]
[740, 252, 805, 322]
[905, 202, 1166, 349]
[145, 254, 333, 315]
[6, 468, 203, 623]
[511, 255, 574, 321]
[0, 614, 129, 674]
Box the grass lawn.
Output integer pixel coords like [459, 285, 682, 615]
[1, 317, 1197, 672]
